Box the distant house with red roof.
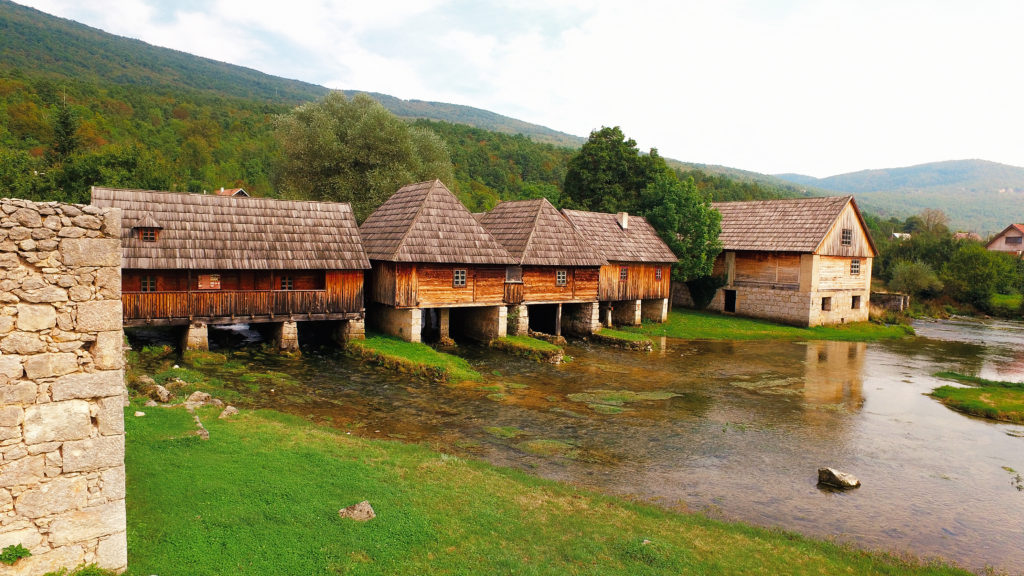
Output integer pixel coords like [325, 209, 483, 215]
[986, 224, 1024, 256]
[215, 187, 249, 197]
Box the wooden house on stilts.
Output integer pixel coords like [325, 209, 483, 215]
[358, 180, 517, 343]
[476, 198, 607, 337]
[90, 187, 370, 350]
[707, 196, 877, 326]
[561, 209, 677, 326]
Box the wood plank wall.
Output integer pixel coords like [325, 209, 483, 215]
[734, 252, 801, 288]
[413, 264, 505, 307]
[817, 256, 871, 291]
[818, 204, 874, 258]
[123, 270, 325, 292]
[522, 266, 599, 303]
[597, 263, 669, 301]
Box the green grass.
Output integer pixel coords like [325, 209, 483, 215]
[623, 310, 914, 342]
[931, 372, 1024, 423]
[122, 402, 969, 575]
[988, 293, 1022, 317]
[347, 334, 482, 382]
[596, 328, 652, 343]
[490, 335, 564, 362]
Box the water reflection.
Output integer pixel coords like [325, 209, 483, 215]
[128, 323, 1024, 574]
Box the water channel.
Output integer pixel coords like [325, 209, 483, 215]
[130, 318, 1024, 574]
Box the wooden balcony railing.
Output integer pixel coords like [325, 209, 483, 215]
[122, 289, 362, 322]
[503, 281, 524, 305]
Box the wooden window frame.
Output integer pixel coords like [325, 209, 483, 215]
[280, 276, 294, 290]
[655, 267, 663, 281]
[453, 269, 467, 288]
[619, 266, 629, 282]
[841, 228, 853, 246]
[850, 258, 861, 275]
[141, 275, 157, 292]
[139, 228, 158, 242]
[556, 269, 567, 286]
[821, 296, 832, 311]
[506, 266, 523, 283]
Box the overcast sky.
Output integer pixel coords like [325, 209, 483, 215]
[17, 0, 1024, 177]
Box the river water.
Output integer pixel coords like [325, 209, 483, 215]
[130, 318, 1024, 574]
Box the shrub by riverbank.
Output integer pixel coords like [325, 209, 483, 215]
[624, 310, 914, 342]
[122, 403, 969, 576]
[347, 334, 482, 382]
[931, 371, 1024, 424]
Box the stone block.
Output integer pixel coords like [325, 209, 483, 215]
[0, 425, 20, 441]
[0, 355, 23, 378]
[0, 315, 13, 334]
[100, 465, 126, 500]
[62, 435, 124, 473]
[16, 303, 56, 331]
[94, 267, 121, 299]
[1, 332, 46, 354]
[9, 545, 85, 576]
[16, 285, 68, 303]
[14, 475, 89, 517]
[51, 371, 124, 401]
[48, 501, 126, 546]
[96, 531, 128, 570]
[75, 300, 122, 332]
[91, 330, 124, 370]
[183, 322, 209, 351]
[96, 395, 125, 436]
[101, 208, 121, 237]
[12, 208, 41, 228]
[59, 238, 120, 267]
[0, 381, 35, 404]
[0, 455, 43, 488]
[0, 524, 43, 552]
[0, 405, 22, 427]
[23, 352, 79, 379]
[23, 400, 91, 445]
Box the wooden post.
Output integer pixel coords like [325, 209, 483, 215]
[555, 303, 562, 337]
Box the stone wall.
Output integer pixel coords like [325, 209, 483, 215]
[871, 292, 910, 313]
[640, 298, 668, 323]
[708, 286, 814, 326]
[451, 306, 507, 342]
[369, 305, 421, 342]
[0, 199, 126, 575]
[610, 300, 641, 326]
[560, 303, 599, 336]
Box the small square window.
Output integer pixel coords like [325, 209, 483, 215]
[821, 297, 832, 311]
[655, 268, 662, 281]
[556, 269, 567, 286]
[850, 259, 861, 275]
[619, 267, 629, 282]
[841, 228, 853, 246]
[280, 276, 293, 290]
[198, 274, 220, 290]
[852, 295, 861, 309]
[140, 228, 157, 242]
[141, 276, 156, 292]
[453, 269, 467, 288]
[506, 266, 522, 282]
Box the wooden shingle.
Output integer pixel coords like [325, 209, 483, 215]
[90, 187, 370, 270]
[477, 199, 607, 267]
[713, 196, 876, 255]
[359, 180, 516, 265]
[560, 209, 677, 264]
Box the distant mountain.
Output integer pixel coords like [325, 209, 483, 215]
[775, 160, 1024, 234]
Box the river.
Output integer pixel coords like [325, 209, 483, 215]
[129, 318, 1024, 574]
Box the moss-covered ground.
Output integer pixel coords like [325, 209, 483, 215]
[622, 310, 914, 342]
[931, 371, 1024, 424]
[346, 333, 482, 382]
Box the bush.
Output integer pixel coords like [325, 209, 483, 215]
[685, 275, 726, 309]
[888, 261, 943, 297]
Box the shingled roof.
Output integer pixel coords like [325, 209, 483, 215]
[561, 209, 677, 264]
[359, 180, 516, 265]
[712, 195, 871, 254]
[90, 187, 369, 270]
[476, 199, 607, 267]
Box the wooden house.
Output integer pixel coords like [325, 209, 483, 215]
[476, 198, 607, 336]
[708, 196, 877, 326]
[561, 209, 677, 326]
[358, 180, 517, 343]
[986, 224, 1024, 256]
[90, 187, 370, 350]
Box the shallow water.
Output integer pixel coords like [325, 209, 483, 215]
[130, 321, 1024, 574]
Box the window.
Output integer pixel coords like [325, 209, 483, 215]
[821, 297, 832, 311]
[280, 276, 293, 290]
[141, 275, 156, 292]
[655, 267, 662, 281]
[852, 295, 861, 309]
[1007, 236, 1023, 245]
[556, 269, 567, 286]
[841, 228, 853, 246]
[453, 269, 467, 288]
[506, 266, 523, 283]
[850, 259, 861, 275]
[139, 228, 157, 242]
[198, 274, 220, 290]
[619, 266, 629, 282]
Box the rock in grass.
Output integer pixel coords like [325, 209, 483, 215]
[144, 399, 158, 407]
[134, 411, 145, 417]
[219, 406, 239, 419]
[338, 501, 375, 521]
[818, 467, 861, 489]
[146, 383, 173, 403]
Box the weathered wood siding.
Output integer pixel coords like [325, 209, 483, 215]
[818, 204, 875, 258]
[415, 264, 505, 307]
[123, 270, 325, 292]
[521, 266, 600, 303]
[817, 256, 872, 291]
[598, 263, 670, 301]
[326, 270, 364, 311]
[734, 252, 801, 289]
[368, 262, 399, 307]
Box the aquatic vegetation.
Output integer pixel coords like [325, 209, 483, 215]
[729, 376, 802, 395]
[567, 390, 679, 406]
[183, 350, 228, 366]
[485, 426, 526, 439]
[518, 439, 575, 457]
[153, 367, 205, 386]
[486, 393, 506, 402]
[590, 404, 627, 414]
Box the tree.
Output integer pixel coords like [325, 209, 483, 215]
[639, 171, 721, 281]
[941, 243, 1016, 308]
[49, 103, 80, 163]
[562, 126, 662, 212]
[887, 261, 943, 297]
[275, 92, 454, 221]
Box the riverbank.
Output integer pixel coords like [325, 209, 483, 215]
[347, 334, 482, 382]
[931, 371, 1024, 424]
[623, 309, 914, 341]
[120, 400, 969, 576]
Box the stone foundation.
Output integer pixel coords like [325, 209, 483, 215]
[708, 286, 870, 327]
[334, 318, 365, 343]
[507, 305, 529, 336]
[671, 281, 695, 308]
[275, 321, 299, 352]
[451, 306, 507, 342]
[640, 298, 668, 323]
[610, 300, 641, 326]
[561, 302, 600, 336]
[182, 322, 208, 351]
[0, 199, 127, 575]
[370, 305, 422, 342]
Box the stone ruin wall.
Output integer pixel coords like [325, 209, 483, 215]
[0, 199, 126, 575]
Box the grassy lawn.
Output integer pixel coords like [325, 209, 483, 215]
[622, 309, 913, 342]
[931, 371, 1024, 424]
[347, 334, 481, 382]
[122, 402, 969, 576]
[490, 335, 564, 362]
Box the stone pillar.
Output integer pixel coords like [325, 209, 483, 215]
[334, 317, 365, 344]
[507, 305, 529, 336]
[554, 304, 562, 337]
[601, 303, 613, 327]
[438, 308, 451, 340]
[183, 321, 209, 351]
[458, 306, 507, 341]
[561, 302, 600, 336]
[641, 298, 668, 323]
[372, 306, 422, 342]
[611, 300, 641, 326]
[276, 321, 299, 352]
